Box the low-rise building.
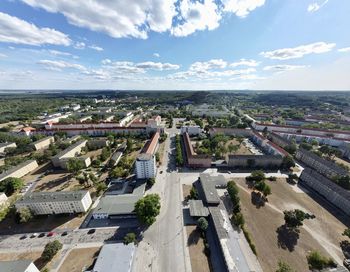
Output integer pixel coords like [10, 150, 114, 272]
[300, 168, 350, 216]
[87, 138, 110, 149]
[51, 140, 88, 168]
[296, 148, 348, 179]
[0, 260, 39, 272]
[228, 155, 283, 169]
[110, 151, 123, 167]
[31, 136, 54, 151]
[15, 190, 92, 215]
[183, 132, 211, 168]
[198, 173, 221, 206]
[0, 142, 16, 153]
[92, 243, 135, 272]
[0, 160, 39, 182]
[181, 125, 201, 136]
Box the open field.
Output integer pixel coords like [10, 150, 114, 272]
[232, 177, 348, 272]
[58, 247, 101, 272]
[186, 226, 211, 272]
[33, 170, 77, 192]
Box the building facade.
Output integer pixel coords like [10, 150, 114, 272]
[16, 190, 92, 215]
[51, 140, 88, 168]
[181, 125, 201, 136]
[31, 136, 54, 151]
[0, 142, 16, 153]
[228, 155, 283, 169]
[0, 160, 39, 182]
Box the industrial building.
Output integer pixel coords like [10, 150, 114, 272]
[15, 190, 92, 215]
[0, 160, 39, 182]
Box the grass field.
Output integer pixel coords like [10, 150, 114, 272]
[58, 247, 101, 272]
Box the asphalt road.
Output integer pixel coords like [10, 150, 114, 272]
[132, 121, 191, 272]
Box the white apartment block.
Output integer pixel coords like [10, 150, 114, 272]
[135, 153, 157, 179]
[31, 136, 54, 151]
[16, 190, 92, 215]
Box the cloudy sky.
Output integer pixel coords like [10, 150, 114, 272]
[0, 0, 349, 90]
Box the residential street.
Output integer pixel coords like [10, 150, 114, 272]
[132, 121, 191, 272]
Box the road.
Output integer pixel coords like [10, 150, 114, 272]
[132, 120, 191, 272]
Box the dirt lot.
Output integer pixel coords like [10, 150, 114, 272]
[0, 249, 58, 271]
[186, 226, 211, 272]
[58, 247, 101, 272]
[182, 184, 192, 199]
[232, 177, 348, 272]
[225, 139, 252, 155]
[33, 170, 76, 192]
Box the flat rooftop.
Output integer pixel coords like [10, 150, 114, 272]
[199, 173, 221, 205]
[17, 190, 89, 204]
[189, 200, 209, 217]
[0, 260, 34, 272]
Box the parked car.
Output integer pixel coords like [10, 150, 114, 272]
[20, 235, 27, 240]
[47, 232, 55, 237]
[30, 233, 38, 238]
[61, 231, 68, 236]
[87, 229, 96, 235]
[38, 233, 45, 238]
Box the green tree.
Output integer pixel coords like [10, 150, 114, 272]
[283, 209, 314, 229]
[147, 178, 156, 187]
[135, 194, 161, 226]
[276, 260, 294, 272]
[96, 182, 107, 196]
[189, 186, 198, 199]
[197, 217, 208, 231]
[306, 251, 336, 270]
[232, 212, 245, 228]
[66, 158, 85, 176]
[41, 240, 63, 262]
[17, 207, 33, 223]
[124, 232, 137, 244]
[0, 177, 24, 196]
[282, 155, 295, 170]
[343, 228, 350, 239]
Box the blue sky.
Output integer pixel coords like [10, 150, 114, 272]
[0, 0, 349, 90]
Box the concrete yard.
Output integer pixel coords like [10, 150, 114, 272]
[233, 177, 348, 272]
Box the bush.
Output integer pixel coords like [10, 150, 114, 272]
[243, 226, 257, 256]
[0, 177, 24, 196]
[197, 217, 208, 231]
[124, 232, 136, 244]
[232, 212, 245, 228]
[307, 250, 336, 270]
[276, 260, 294, 272]
[41, 240, 62, 262]
[189, 186, 198, 200]
[17, 207, 33, 223]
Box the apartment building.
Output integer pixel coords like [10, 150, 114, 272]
[300, 168, 350, 216]
[0, 142, 16, 153]
[87, 138, 110, 149]
[250, 131, 289, 157]
[135, 132, 159, 179]
[0, 160, 38, 182]
[15, 190, 92, 215]
[295, 148, 347, 179]
[51, 140, 88, 169]
[183, 132, 211, 168]
[31, 136, 54, 151]
[227, 155, 283, 169]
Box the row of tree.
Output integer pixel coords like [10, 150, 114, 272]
[175, 135, 184, 166]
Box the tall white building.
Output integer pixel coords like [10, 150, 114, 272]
[136, 153, 156, 179]
[15, 190, 92, 215]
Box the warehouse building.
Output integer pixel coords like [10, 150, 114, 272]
[299, 168, 350, 216]
[0, 160, 39, 182]
[15, 190, 92, 215]
[31, 136, 54, 151]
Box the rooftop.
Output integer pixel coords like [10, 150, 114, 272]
[142, 132, 160, 155]
[0, 159, 37, 181]
[189, 200, 209, 217]
[17, 190, 89, 204]
[32, 136, 54, 145]
[199, 173, 221, 205]
[52, 139, 87, 159]
[0, 260, 36, 272]
[93, 243, 135, 272]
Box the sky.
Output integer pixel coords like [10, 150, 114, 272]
[0, 0, 349, 91]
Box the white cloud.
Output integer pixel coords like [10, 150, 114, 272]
[74, 42, 86, 49]
[307, 0, 328, 13]
[89, 45, 103, 51]
[0, 53, 7, 58]
[153, 53, 160, 58]
[338, 47, 350, 53]
[21, 0, 177, 39]
[263, 64, 307, 72]
[230, 59, 260, 67]
[222, 0, 265, 18]
[135, 61, 180, 70]
[190, 59, 227, 71]
[171, 0, 221, 37]
[0, 11, 71, 46]
[260, 42, 336, 60]
[37, 60, 86, 71]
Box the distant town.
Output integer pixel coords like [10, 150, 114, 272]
[0, 91, 349, 272]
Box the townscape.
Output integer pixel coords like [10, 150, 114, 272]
[0, 91, 348, 272]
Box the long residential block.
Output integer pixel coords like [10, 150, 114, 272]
[0, 142, 16, 153]
[300, 168, 350, 216]
[15, 190, 92, 215]
[31, 136, 55, 151]
[0, 160, 39, 182]
[51, 140, 88, 168]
